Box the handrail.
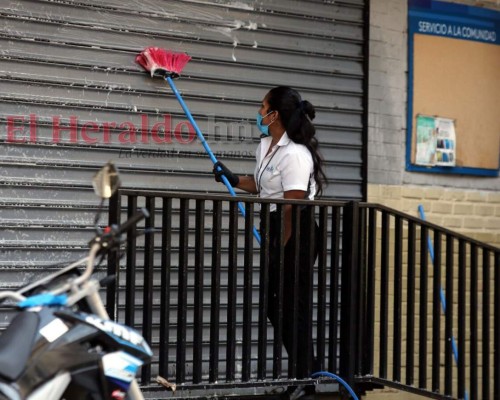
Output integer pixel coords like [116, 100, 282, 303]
[116, 188, 348, 206]
[359, 202, 500, 252]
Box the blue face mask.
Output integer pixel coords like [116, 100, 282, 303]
[256, 110, 274, 136]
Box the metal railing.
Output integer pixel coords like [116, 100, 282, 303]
[107, 190, 500, 399]
[355, 203, 500, 400]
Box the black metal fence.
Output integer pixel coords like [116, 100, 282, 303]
[356, 204, 500, 400]
[107, 190, 500, 399]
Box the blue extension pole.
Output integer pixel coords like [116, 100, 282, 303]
[418, 205, 468, 400]
[165, 75, 261, 244]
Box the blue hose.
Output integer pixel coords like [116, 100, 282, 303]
[418, 205, 468, 400]
[311, 371, 359, 400]
[165, 75, 261, 244]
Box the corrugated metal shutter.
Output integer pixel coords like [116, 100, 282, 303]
[0, 0, 366, 379]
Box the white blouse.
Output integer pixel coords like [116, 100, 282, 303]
[254, 132, 316, 203]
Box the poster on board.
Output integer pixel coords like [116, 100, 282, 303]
[415, 115, 437, 166]
[435, 117, 456, 166]
[415, 115, 456, 167]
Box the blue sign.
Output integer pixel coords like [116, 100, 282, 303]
[409, 0, 500, 45]
[406, 0, 500, 177]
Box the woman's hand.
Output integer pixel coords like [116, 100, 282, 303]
[212, 161, 258, 194]
[213, 161, 240, 187]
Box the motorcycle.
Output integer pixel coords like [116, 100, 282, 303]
[0, 162, 152, 400]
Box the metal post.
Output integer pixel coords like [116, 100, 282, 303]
[106, 190, 121, 320]
[339, 201, 361, 391]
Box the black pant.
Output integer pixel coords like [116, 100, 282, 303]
[265, 207, 319, 378]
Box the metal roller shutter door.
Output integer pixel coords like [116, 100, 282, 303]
[0, 0, 366, 380]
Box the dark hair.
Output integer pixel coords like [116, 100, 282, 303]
[266, 86, 327, 196]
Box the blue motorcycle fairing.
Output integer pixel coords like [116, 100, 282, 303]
[55, 310, 153, 361]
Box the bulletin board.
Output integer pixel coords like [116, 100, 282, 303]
[407, 0, 500, 176]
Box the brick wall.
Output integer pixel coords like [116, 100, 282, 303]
[368, 184, 500, 248]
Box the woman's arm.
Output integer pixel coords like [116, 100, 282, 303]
[283, 190, 307, 243]
[236, 175, 258, 194]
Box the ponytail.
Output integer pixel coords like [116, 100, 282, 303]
[266, 86, 327, 195]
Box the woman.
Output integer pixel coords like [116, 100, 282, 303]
[213, 86, 327, 378]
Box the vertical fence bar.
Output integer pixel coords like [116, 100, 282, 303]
[482, 249, 490, 400]
[159, 197, 172, 379]
[107, 191, 121, 321]
[339, 201, 360, 390]
[419, 225, 429, 389]
[124, 195, 137, 326]
[444, 234, 454, 396]
[393, 215, 403, 382]
[379, 211, 389, 379]
[457, 239, 466, 399]
[494, 251, 500, 400]
[316, 206, 328, 372]
[363, 207, 377, 377]
[193, 199, 205, 383]
[470, 244, 478, 400]
[273, 205, 285, 379]
[176, 198, 189, 383]
[226, 201, 238, 381]
[432, 230, 441, 393]
[288, 206, 298, 378]
[209, 200, 222, 383]
[304, 205, 316, 377]
[406, 220, 416, 386]
[329, 206, 341, 374]
[258, 204, 270, 380]
[356, 207, 367, 377]
[242, 202, 254, 382]
[141, 196, 155, 383]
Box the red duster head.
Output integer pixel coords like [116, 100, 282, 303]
[136, 47, 191, 78]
